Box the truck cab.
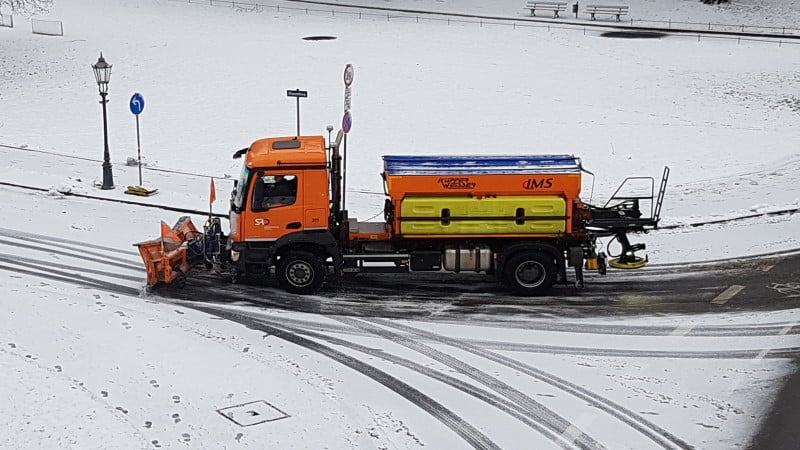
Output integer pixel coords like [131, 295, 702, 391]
[230, 136, 330, 241]
[226, 136, 339, 291]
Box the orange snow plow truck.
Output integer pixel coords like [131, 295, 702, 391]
[136, 132, 669, 296]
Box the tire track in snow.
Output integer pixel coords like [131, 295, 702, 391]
[0, 227, 140, 257]
[467, 341, 800, 359]
[332, 316, 605, 450]
[165, 274, 800, 340]
[0, 238, 142, 272]
[0, 262, 141, 297]
[163, 297, 594, 448]
[369, 318, 694, 450]
[426, 318, 800, 338]
[0, 251, 765, 450]
[0, 233, 761, 450]
[0, 253, 143, 283]
[186, 305, 500, 450]
[14, 234, 140, 265]
[224, 309, 800, 358]
[155, 273, 800, 361]
[205, 310, 578, 449]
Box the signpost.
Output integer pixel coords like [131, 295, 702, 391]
[287, 89, 308, 137]
[125, 93, 157, 196]
[341, 65, 353, 210]
[130, 93, 144, 186]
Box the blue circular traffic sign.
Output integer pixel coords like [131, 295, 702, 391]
[129, 93, 145, 115]
[342, 111, 352, 134]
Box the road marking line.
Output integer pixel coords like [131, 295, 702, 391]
[670, 324, 694, 336]
[761, 258, 783, 272]
[755, 349, 769, 361]
[711, 285, 745, 305]
[767, 282, 800, 298]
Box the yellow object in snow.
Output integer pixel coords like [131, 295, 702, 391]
[608, 257, 647, 269]
[125, 185, 159, 197]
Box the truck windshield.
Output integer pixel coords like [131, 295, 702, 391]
[233, 166, 250, 211]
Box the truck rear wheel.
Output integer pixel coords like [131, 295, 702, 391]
[503, 251, 556, 296]
[277, 251, 326, 294]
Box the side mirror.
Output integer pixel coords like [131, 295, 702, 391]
[232, 147, 248, 159]
[230, 185, 240, 213]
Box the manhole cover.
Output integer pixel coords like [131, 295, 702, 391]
[302, 35, 337, 41]
[601, 31, 667, 39]
[217, 400, 290, 427]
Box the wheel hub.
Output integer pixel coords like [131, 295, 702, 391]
[515, 261, 545, 287]
[288, 262, 312, 286]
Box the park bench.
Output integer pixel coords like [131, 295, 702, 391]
[585, 4, 629, 21]
[524, 1, 568, 18]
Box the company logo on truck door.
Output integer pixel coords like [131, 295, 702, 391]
[523, 178, 554, 190]
[437, 177, 476, 189]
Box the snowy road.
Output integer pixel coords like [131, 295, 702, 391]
[0, 206, 797, 448]
[157, 249, 800, 317]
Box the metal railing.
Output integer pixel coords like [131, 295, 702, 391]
[167, 0, 800, 47]
[627, 18, 800, 36]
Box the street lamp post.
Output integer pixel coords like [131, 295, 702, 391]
[92, 53, 114, 190]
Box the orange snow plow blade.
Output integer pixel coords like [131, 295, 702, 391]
[135, 216, 202, 288]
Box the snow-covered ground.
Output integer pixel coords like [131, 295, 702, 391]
[1, 0, 799, 448]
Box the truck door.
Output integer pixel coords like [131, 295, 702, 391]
[247, 172, 304, 240]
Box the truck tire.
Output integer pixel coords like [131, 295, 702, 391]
[277, 251, 326, 294]
[502, 251, 556, 296]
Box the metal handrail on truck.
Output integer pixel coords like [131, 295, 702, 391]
[584, 167, 671, 268]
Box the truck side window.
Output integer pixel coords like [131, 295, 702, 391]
[252, 174, 297, 212]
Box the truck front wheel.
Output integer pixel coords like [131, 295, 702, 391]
[277, 251, 326, 294]
[503, 251, 557, 296]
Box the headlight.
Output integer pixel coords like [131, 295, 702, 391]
[230, 250, 240, 262]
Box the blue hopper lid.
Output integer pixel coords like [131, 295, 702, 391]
[383, 155, 582, 175]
